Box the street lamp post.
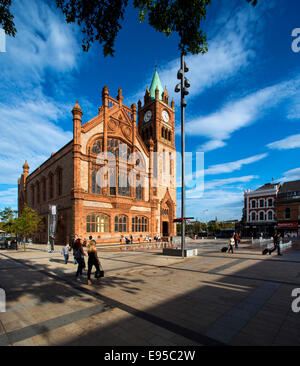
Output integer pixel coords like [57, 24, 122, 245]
[175, 53, 190, 258]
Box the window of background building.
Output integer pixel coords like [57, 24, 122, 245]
[285, 207, 291, 219]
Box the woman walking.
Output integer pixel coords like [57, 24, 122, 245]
[73, 238, 86, 281]
[87, 236, 102, 286]
[228, 234, 235, 254]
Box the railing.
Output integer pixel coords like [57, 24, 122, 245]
[252, 238, 273, 245]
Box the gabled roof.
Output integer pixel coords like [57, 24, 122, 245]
[278, 180, 300, 193]
[254, 183, 279, 191]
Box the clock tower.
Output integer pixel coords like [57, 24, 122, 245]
[137, 68, 177, 237]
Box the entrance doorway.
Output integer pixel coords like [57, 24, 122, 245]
[162, 221, 169, 237]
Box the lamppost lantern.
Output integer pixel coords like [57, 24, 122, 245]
[175, 83, 181, 93]
[175, 54, 191, 258]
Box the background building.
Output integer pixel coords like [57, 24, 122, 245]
[18, 70, 177, 245]
[276, 180, 300, 238]
[241, 183, 280, 238]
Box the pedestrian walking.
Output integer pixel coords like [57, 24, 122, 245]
[234, 232, 241, 249]
[61, 243, 71, 264]
[275, 232, 282, 256]
[228, 235, 235, 254]
[73, 238, 86, 280]
[130, 235, 133, 244]
[87, 236, 102, 286]
[70, 234, 78, 264]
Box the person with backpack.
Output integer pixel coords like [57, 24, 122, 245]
[73, 238, 87, 280]
[87, 236, 102, 286]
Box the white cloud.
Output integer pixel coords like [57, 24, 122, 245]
[205, 153, 268, 175]
[267, 134, 300, 150]
[130, 1, 267, 105]
[2, 0, 80, 87]
[0, 0, 79, 186]
[0, 97, 73, 185]
[0, 188, 18, 210]
[278, 167, 300, 183]
[183, 78, 300, 151]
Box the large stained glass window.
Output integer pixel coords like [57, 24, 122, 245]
[92, 139, 103, 154]
[91, 169, 101, 194]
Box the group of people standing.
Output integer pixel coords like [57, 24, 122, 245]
[61, 235, 103, 285]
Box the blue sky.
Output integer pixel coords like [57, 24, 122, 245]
[0, 0, 299, 221]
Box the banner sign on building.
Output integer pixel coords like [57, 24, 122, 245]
[49, 205, 57, 238]
[277, 222, 298, 228]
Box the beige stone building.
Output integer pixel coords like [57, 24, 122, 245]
[18, 70, 177, 245]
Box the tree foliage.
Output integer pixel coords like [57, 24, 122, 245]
[13, 204, 44, 240]
[1, 0, 258, 56]
[0, 206, 16, 234]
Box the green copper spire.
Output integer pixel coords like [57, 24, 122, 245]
[149, 68, 163, 100]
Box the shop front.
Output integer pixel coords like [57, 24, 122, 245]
[277, 221, 299, 238]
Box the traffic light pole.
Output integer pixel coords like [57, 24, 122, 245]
[181, 53, 185, 259]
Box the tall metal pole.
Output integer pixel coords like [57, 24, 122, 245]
[181, 53, 185, 259]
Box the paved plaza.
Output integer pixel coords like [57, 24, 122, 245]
[1, 239, 300, 346]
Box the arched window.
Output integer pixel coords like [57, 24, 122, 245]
[168, 131, 171, 141]
[49, 173, 54, 199]
[36, 181, 40, 204]
[92, 169, 101, 194]
[136, 183, 142, 200]
[118, 170, 130, 197]
[42, 178, 46, 201]
[251, 200, 256, 208]
[86, 213, 109, 233]
[132, 216, 148, 232]
[259, 211, 265, 221]
[57, 169, 63, 196]
[268, 198, 273, 207]
[259, 199, 264, 208]
[109, 169, 116, 195]
[251, 212, 256, 221]
[114, 215, 127, 232]
[92, 139, 103, 154]
[268, 211, 273, 220]
[31, 185, 35, 206]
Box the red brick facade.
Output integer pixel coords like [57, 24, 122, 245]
[18, 80, 177, 245]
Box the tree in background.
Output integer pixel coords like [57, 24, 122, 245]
[0, 207, 16, 235]
[1, 0, 258, 56]
[12, 204, 44, 250]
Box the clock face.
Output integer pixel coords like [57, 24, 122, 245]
[144, 110, 152, 122]
[162, 110, 169, 123]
